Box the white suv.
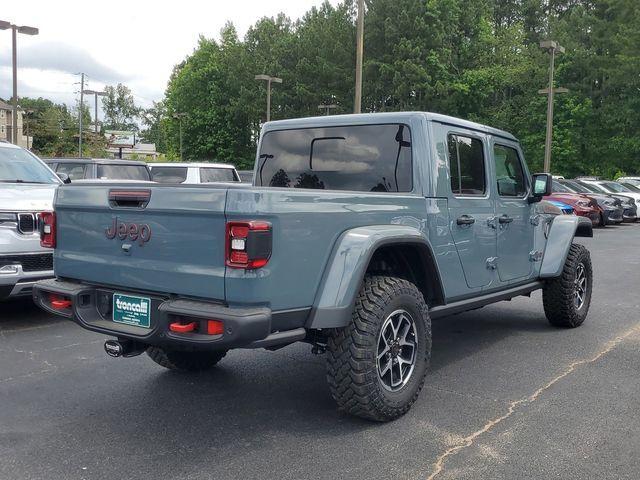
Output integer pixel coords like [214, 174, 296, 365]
[149, 162, 240, 184]
[0, 142, 60, 300]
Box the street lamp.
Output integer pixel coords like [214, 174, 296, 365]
[0, 20, 39, 145]
[318, 104, 338, 116]
[173, 112, 188, 160]
[539, 40, 568, 173]
[254, 74, 282, 122]
[82, 89, 107, 133]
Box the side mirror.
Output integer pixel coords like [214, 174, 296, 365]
[57, 173, 71, 184]
[528, 173, 552, 203]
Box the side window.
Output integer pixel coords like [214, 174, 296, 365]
[447, 134, 486, 196]
[493, 145, 526, 197]
[56, 163, 86, 180]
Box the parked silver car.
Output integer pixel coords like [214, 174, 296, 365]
[0, 142, 59, 300]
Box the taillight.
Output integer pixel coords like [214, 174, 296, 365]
[226, 221, 272, 269]
[39, 212, 56, 248]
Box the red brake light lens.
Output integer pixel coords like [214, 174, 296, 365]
[226, 221, 272, 269]
[39, 212, 56, 248]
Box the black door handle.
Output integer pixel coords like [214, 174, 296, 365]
[456, 215, 475, 226]
[498, 214, 514, 224]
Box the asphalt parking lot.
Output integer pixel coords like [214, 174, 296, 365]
[1, 224, 640, 480]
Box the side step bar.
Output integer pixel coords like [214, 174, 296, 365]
[429, 281, 543, 319]
[245, 328, 307, 350]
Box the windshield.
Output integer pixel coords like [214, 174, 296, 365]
[577, 181, 604, 193]
[560, 180, 589, 194]
[0, 147, 60, 184]
[96, 164, 150, 181]
[601, 181, 630, 193]
[151, 166, 188, 183]
[621, 182, 640, 192]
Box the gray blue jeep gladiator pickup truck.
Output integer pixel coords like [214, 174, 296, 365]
[34, 112, 593, 421]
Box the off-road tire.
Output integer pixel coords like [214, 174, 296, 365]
[146, 347, 227, 371]
[543, 243, 592, 328]
[326, 276, 431, 422]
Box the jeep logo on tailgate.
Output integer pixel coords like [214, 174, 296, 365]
[106, 217, 151, 246]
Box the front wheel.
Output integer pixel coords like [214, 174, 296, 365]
[543, 243, 593, 328]
[326, 276, 431, 421]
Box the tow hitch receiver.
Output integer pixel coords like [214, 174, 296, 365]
[104, 339, 146, 358]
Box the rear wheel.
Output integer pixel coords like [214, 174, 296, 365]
[146, 346, 227, 371]
[543, 243, 592, 328]
[326, 276, 431, 421]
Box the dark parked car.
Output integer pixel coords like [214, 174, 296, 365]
[554, 179, 624, 225]
[573, 180, 637, 222]
[44, 158, 151, 182]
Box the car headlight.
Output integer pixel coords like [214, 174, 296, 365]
[603, 199, 615, 207]
[576, 200, 590, 208]
[636, 199, 640, 204]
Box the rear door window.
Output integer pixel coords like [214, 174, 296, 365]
[97, 165, 150, 181]
[493, 145, 527, 197]
[256, 124, 412, 192]
[447, 134, 486, 196]
[56, 163, 87, 180]
[200, 168, 238, 183]
[151, 166, 188, 183]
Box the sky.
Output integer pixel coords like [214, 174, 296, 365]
[0, 0, 340, 118]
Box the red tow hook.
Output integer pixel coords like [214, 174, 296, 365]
[50, 295, 72, 310]
[169, 321, 198, 333]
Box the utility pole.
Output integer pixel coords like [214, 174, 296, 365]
[23, 108, 34, 150]
[82, 89, 107, 133]
[354, 0, 364, 113]
[318, 103, 338, 116]
[0, 20, 39, 145]
[254, 74, 282, 122]
[78, 73, 85, 157]
[173, 112, 188, 160]
[539, 40, 567, 173]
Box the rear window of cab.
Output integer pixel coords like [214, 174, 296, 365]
[256, 124, 412, 192]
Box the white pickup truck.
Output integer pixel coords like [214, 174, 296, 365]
[0, 142, 60, 300]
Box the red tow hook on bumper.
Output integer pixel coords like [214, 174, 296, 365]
[49, 295, 72, 310]
[169, 321, 198, 333]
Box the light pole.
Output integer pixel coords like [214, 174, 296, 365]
[0, 20, 39, 145]
[173, 112, 188, 160]
[539, 40, 567, 173]
[354, 0, 364, 113]
[254, 74, 282, 122]
[318, 104, 338, 116]
[82, 89, 107, 133]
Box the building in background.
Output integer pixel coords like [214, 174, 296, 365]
[0, 99, 32, 149]
[104, 130, 158, 160]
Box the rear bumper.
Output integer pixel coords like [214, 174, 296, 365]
[33, 278, 306, 350]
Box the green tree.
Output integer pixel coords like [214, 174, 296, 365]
[102, 83, 140, 131]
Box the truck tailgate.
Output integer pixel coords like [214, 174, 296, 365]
[54, 184, 227, 300]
